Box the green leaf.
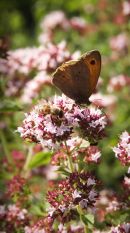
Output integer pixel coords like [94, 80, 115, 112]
[57, 167, 71, 176]
[81, 213, 94, 228]
[0, 99, 23, 112]
[28, 151, 53, 169]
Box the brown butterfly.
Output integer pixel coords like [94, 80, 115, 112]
[52, 50, 101, 104]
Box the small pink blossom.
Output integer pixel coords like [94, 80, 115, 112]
[113, 131, 130, 166]
[111, 223, 130, 233]
[109, 33, 128, 52]
[107, 74, 130, 93]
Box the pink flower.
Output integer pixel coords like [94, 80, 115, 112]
[122, 1, 130, 15]
[47, 172, 98, 219]
[109, 33, 128, 52]
[1, 41, 77, 99]
[18, 96, 107, 149]
[74, 106, 107, 144]
[111, 223, 130, 233]
[107, 74, 130, 93]
[113, 131, 130, 166]
[17, 96, 75, 149]
[40, 11, 69, 32]
[70, 17, 87, 34]
[21, 71, 51, 104]
[84, 146, 101, 163]
[90, 92, 117, 107]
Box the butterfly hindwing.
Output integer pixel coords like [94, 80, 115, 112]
[52, 59, 91, 103]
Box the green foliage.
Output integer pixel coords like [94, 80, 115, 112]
[28, 151, 53, 169]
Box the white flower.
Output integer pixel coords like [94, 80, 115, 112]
[72, 190, 81, 199]
[48, 206, 56, 217]
[87, 178, 96, 186]
[91, 151, 101, 162]
[88, 190, 97, 201]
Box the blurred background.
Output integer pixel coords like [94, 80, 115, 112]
[0, 0, 130, 204]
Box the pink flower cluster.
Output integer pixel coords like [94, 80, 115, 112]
[109, 33, 128, 52]
[39, 10, 87, 44]
[18, 95, 108, 149]
[95, 189, 122, 223]
[24, 217, 53, 233]
[107, 74, 130, 93]
[0, 204, 29, 231]
[17, 96, 75, 149]
[0, 41, 79, 102]
[1, 41, 73, 76]
[7, 175, 26, 198]
[47, 172, 98, 218]
[83, 145, 101, 163]
[111, 223, 130, 233]
[24, 218, 84, 233]
[113, 131, 130, 166]
[74, 106, 107, 144]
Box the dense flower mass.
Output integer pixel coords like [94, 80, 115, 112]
[47, 172, 98, 218]
[17, 96, 75, 149]
[1, 41, 73, 76]
[113, 131, 130, 166]
[0, 204, 29, 232]
[18, 95, 108, 149]
[74, 106, 107, 144]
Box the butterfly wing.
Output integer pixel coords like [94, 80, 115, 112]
[81, 50, 101, 94]
[52, 59, 91, 104]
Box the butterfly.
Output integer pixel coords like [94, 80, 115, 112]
[52, 50, 101, 104]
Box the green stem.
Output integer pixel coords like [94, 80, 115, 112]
[77, 205, 90, 233]
[0, 130, 13, 164]
[64, 141, 74, 172]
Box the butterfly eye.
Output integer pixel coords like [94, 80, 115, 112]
[90, 59, 96, 65]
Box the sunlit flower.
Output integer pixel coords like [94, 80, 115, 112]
[18, 95, 107, 149]
[17, 95, 75, 149]
[74, 106, 107, 144]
